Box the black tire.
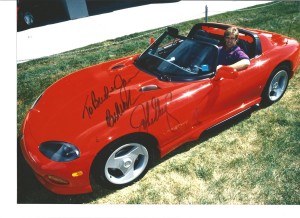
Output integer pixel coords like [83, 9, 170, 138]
[260, 64, 290, 107]
[91, 135, 156, 189]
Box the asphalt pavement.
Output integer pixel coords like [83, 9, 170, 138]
[17, 1, 270, 63]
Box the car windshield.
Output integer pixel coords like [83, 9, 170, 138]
[135, 31, 218, 81]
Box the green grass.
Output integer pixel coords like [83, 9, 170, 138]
[17, 1, 300, 204]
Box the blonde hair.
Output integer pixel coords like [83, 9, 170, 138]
[224, 27, 239, 40]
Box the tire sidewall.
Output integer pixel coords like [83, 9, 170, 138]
[91, 136, 154, 189]
[261, 65, 290, 107]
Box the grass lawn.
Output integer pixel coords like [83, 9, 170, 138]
[17, 1, 300, 204]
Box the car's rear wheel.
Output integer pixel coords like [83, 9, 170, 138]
[261, 65, 290, 107]
[91, 136, 156, 189]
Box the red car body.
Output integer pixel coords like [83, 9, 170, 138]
[20, 23, 300, 195]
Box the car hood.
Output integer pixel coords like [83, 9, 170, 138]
[27, 55, 182, 144]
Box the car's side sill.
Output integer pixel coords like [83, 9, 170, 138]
[205, 104, 259, 131]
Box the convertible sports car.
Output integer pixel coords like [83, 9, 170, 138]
[20, 22, 300, 195]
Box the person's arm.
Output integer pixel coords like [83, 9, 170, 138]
[229, 59, 250, 70]
[217, 59, 250, 71]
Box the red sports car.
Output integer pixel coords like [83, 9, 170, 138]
[20, 23, 300, 195]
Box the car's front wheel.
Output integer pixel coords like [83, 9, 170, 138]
[261, 64, 290, 107]
[91, 136, 155, 189]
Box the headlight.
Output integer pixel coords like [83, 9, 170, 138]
[39, 141, 80, 162]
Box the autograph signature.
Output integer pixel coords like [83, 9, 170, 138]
[106, 87, 140, 127]
[82, 72, 180, 131]
[130, 93, 180, 131]
[82, 73, 139, 120]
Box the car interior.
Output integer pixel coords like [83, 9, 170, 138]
[188, 23, 260, 59]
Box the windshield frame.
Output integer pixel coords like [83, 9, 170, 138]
[134, 30, 219, 82]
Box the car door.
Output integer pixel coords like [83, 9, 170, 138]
[190, 57, 263, 130]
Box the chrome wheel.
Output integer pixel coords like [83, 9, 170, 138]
[261, 65, 290, 107]
[268, 70, 288, 102]
[104, 143, 149, 185]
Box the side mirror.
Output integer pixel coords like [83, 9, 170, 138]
[214, 66, 238, 81]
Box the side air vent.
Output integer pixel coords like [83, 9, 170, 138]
[139, 85, 160, 92]
[111, 64, 125, 70]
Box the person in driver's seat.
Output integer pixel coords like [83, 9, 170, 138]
[217, 27, 250, 70]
